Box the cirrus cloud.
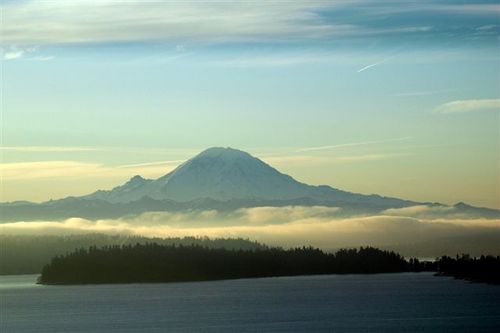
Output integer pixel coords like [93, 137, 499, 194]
[1, 1, 351, 45]
[0, 161, 177, 181]
[3, 1, 497, 47]
[434, 99, 500, 114]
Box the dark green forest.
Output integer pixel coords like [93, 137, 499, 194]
[0, 234, 264, 275]
[38, 244, 431, 284]
[4, 234, 499, 285]
[437, 254, 500, 284]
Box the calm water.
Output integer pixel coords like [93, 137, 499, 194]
[1, 273, 499, 332]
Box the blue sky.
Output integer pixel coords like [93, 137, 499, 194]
[1, 0, 499, 208]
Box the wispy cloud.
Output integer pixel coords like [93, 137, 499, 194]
[434, 99, 500, 114]
[476, 24, 499, 31]
[3, 50, 24, 60]
[118, 160, 185, 168]
[297, 137, 411, 152]
[364, 3, 500, 16]
[1, 45, 38, 60]
[0, 161, 106, 181]
[334, 153, 409, 163]
[430, 4, 500, 15]
[0, 161, 176, 181]
[3, 1, 496, 47]
[260, 155, 333, 166]
[1, 1, 349, 45]
[382, 205, 456, 218]
[261, 153, 409, 167]
[0, 146, 100, 152]
[0, 146, 199, 156]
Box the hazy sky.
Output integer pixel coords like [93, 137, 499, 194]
[1, 0, 499, 208]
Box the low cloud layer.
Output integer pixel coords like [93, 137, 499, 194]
[382, 205, 464, 219]
[1, 206, 498, 256]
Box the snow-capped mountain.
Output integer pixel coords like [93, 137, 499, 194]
[83, 147, 409, 206]
[1, 147, 498, 221]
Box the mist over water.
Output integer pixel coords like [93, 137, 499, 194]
[2, 206, 498, 257]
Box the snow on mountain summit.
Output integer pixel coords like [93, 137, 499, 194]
[83, 147, 412, 207]
[85, 147, 316, 203]
[151, 147, 314, 201]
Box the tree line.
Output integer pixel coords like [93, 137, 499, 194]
[0, 234, 265, 275]
[39, 244, 431, 284]
[436, 254, 500, 284]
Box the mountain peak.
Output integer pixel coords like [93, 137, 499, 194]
[119, 146, 318, 202]
[126, 175, 147, 185]
[82, 147, 401, 205]
[195, 147, 251, 159]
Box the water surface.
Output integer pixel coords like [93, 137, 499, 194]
[2, 273, 499, 332]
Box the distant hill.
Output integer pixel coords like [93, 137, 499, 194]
[1, 147, 498, 221]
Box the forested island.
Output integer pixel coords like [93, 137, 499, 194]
[0, 234, 264, 275]
[38, 245, 409, 284]
[38, 244, 500, 285]
[2, 233, 497, 285]
[38, 244, 417, 284]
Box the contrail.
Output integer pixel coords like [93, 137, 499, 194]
[297, 137, 411, 152]
[357, 55, 396, 73]
[118, 160, 185, 168]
